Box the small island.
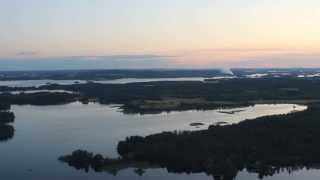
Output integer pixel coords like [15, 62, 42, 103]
[0, 111, 14, 124]
[0, 103, 15, 142]
[0, 103, 14, 124]
[189, 122, 205, 127]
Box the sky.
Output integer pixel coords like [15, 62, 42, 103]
[1, 0, 320, 70]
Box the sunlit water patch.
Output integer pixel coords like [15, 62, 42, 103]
[0, 89, 75, 94]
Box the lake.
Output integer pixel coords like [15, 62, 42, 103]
[0, 77, 235, 87]
[0, 102, 315, 180]
[0, 89, 75, 94]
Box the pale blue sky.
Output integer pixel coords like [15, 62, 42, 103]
[1, 0, 320, 70]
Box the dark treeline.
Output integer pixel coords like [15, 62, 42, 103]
[0, 103, 14, 124]
[46, 77, 320, 102]
[0, 111, 15, 124]
[60, 103, 320, 180]
[0, 92, 77, 105]
[0, 125, 14, 142]
[59, 150, 126, 173]
[1, 77, 320, 114]
[2, 77, 320, 113]
[0, 103, 15, 142]
[0, 103, 10, 111]
[0, 86, 38, 92]
[122, 100, 253, 115]
[40, 77, 320, 113]
[0, 69, 224, 80]
[1, 68, 319, 80]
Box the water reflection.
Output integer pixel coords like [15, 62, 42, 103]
[59, 154, 320, 180]
[59, 150, 159, 176]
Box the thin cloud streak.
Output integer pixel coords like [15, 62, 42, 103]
[16, 51, 38, 56]
[68, 54, 176, 60]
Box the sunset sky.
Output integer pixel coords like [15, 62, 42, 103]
[1, 0, 320, 70]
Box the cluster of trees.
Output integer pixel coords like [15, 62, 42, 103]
[59, 149, 157, 176]
[0, 69, 224, 81]
[0, 92, 77, 105]
[0, 103, 14, 124]
[59, 150, 106, 172]
[48, 77, 320, 102]
[0, 111, 15, 124]
[59, 150, 128, 173]
[0, 103, 15, 142]
[0, 124, 14, 142]
[0, 103, 10, 110]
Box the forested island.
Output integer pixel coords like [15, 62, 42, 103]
[0, 104, 15, 141]
[0, 104, 14, 124]
[0, 111, 14, 124]
[60, 102, 320, 180]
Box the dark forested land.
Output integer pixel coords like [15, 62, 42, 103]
[2, 77, 320, 113]
[0, 92, 78, 106]
[0, 103, 15, 142]
[0, 68, 319, 80]
[0, 111, 15, 124]
[0, 124, 14, 142]
[40, 77, 320, 113]
[0, 103, 10, 111]
[61, 103, 320, 180]
[0, 69, 224, 80]
[46, 78, 320, 102]
[0, 103, 14, 124]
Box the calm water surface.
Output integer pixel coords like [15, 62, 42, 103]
[0, 102, 316, 180]
[0, 77, 235, 87]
